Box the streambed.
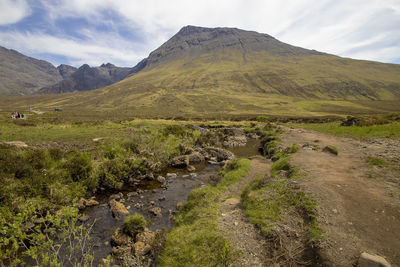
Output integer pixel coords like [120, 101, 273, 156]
[84, 138, 261, 265]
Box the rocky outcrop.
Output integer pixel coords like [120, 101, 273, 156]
[170, 151, 205, 167]
[39, 63, 135, 94]
[111, 228, 132, 247]
[109, 199, 129, 219]
[149, 207, 162, 218]
[110, 227, 156, 261]
[76, 197, 99, 210]
[203, 147, 234, 162]
[170, 147, 234, 168]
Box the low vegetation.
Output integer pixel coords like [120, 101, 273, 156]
[160, 158, 251, 267]
[122, 213, 147, 237]
[0, 118, 248, 265]
[323, 145, 339, 155]
[241, 125, 322, 264]
[292, 113, 400, 139]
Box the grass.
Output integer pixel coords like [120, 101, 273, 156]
[122, 213, 147, 237]
[241, 155, 321, 241]
[292, 121, 400, 139]
[323, 145, 338, 155]
[365, 156, 390, 167]
[242, 122, 322, 247]
[160, 158, 251, 267]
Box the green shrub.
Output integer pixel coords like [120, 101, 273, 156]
[289, 143, 299, 154]
[48, 147, 64, 161]
[122, 213, 147, 237]
[256, 115, 269, 122]
[64, 152, 92, 182]
[97, 159, 129, 189]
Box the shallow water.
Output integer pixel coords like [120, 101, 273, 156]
[84, 139, 261, 264]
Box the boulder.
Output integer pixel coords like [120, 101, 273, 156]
[204, 147, 234, 162]
[136, 231, 156, 245]
[3, 141, 28, 148]
[127, 192, 138, 198]
[170, 152, 205, 167]
[187, 165, 196, 172]
[357, 252, 390, 267]
[85, 198, 99, 207]
[76, 197, 99, 209]
[149, 207, 162, 218]
[76, 198, 86, 210]
[176, 202, 184, 210]
[111, 227, 132, 247]
[187, 152, 205, 164]
[109, 199, 129, 219]
[134, 241, 151, 255]
[157, 176, 166, 183]
[109, 192, 124, 201]
[170, 155, 189, 167]
[166, 173, 177, 179]
[111, 246, 132, 260]
[223, 135, 247, 148]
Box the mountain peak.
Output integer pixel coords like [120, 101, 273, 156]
[100, 63, 116, 68]
[142, 26, 317, 70]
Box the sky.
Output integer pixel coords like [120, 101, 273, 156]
[0, 0, 399, 67]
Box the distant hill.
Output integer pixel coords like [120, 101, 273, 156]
[2, 26, 400, 118]
[0, 46, 63, 95]
[0, 45, 137, 95]
[39, 63, 135, 94]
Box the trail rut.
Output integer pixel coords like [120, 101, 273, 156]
[281, 127, 400, 266]
[217, 157, 271, 267]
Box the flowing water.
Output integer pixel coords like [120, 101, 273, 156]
[84, 138, 261, 264]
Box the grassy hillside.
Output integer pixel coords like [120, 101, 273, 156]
[1, 26, 400, 119]
[0, 46, 62, 95]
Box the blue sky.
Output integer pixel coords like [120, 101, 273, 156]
[0, 0, 399, 67]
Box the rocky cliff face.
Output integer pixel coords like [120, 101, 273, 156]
[57, 64, 77, 79]
[39, 63, 134, 94]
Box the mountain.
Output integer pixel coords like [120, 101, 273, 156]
[0, 45, 63, 95]
[123, 26, 400, 100]
[3, 26, 400, 118]
[57, 64, 77, 79]
[39, 63, 134, 94]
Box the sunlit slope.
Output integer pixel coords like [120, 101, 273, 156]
[2, 26, 400, 118]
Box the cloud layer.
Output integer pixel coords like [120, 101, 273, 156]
[0, 0, 399, 67]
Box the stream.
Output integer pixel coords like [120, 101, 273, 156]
[85, 138, 261, 265]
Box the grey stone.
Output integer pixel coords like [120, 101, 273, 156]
[358, 252, 390, 267]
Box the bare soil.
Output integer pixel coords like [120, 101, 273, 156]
[281, 126, 400, 266]
[217, 156, 271, 267]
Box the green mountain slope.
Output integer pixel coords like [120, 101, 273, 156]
[2, 26, 400, 118]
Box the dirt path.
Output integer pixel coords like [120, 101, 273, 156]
[217, 156, 271, 267]
[281, 127, 400, 266]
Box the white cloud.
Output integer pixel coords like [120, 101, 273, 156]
[0, 0, 31, 25]
[2, 0, 400, 65]
[0, 31, 144, 66]
[36, 0, 400, 64]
